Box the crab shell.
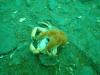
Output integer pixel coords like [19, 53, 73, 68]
[30, 25, 67, 56]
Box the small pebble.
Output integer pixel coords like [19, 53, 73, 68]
[19, 17, 26, 22]
[97, 19, 100, 23]
[77, 16, 82, 19]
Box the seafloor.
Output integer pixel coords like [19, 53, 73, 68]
[0, 0, 100, 75]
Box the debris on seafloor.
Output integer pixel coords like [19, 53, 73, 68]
[0, 46, 17, 59]
[0, 42, 28, 59]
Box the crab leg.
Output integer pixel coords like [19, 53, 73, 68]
[31, 27, 47, 39]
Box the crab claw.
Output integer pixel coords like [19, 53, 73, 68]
[31, 27, 37, 39]
[31, 27, 47, 39]
[30, 37, 49, 54]
[30, 43, 40, 54]
[47, 46, 58, 56]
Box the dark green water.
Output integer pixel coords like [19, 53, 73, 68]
[0, 0, 100, 75]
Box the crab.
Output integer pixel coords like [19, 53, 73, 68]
[30, 22, 68, 56]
